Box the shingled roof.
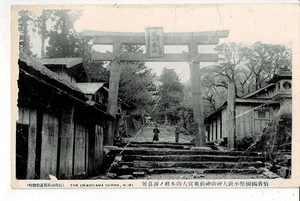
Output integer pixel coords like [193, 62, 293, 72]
[37, 57, 88, 82]
[19, 52, 84, 94]
[75, 83, 107, 94]
[37, 57, 83, 68]
[18, 52, 113, 120]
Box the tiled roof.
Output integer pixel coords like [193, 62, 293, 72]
[37, 57, 83, 68]
[75, 83, 106, 94]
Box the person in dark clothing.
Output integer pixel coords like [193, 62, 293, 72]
[175, 126, 180, 143]
[153, 125, 160, 143]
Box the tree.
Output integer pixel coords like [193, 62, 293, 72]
[213, 42, 248, 88]
[37, 10, 54, 58]
[199, 42, 251, 111]
[42, 9, 105, 82]
[45, 9, 83, 58]
[18, 10, 35, 56]
[117, 45, 155, 112]
[244, 42, 292, 89]
[118, 62, 154, 111]
[155, 68, 184, 125]
[200, 41, 292, 116]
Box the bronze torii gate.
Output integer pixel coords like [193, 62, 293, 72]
[84, 29, 229, 147]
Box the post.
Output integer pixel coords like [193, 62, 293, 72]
[104, 42, 122, 146]
[188, 42, 206, 147]
[227, 79, 236, 149]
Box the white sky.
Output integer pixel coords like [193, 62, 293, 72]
[28, 4, 298, 82]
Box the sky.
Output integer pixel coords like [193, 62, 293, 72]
[72, 4, 297, 82]
[25, 4, 299, 82]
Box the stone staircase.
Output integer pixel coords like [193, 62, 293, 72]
[105, 142, 265, 178]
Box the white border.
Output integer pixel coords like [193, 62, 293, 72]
[2, 1, 300, 201]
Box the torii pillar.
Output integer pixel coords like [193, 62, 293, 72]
[227, 79, 236, 149]
[189, 42, 206, 147]
[104, 42, 122, 146]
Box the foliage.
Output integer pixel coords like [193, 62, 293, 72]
[37, 10, 54, 58]
[45, 10, 84, 58]
[18, 10, 36, 56]
[214, 42, 247, 82]
[154, 68, 184, 125]
[114, 45, 155, 114]
[201, 42, 292, 114]
[244, 42, 292, 89]
[41, 9, 109, 83]
[118, 62, 155, 111]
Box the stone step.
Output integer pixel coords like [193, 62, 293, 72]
[121, 154, 264, 162]
[117, 161, 264, 169]
[112, 167, 258, 176]
[118, 142, 194, 146]
[122, 143, 187, 149]
[106, 147, 262, 157]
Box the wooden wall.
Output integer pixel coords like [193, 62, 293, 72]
[94, 125, 104, 175]
[221, 109, 227, 138]
[87, 124, 103, 175]
[17, 107, 37, 179]
[217, 117, 221, 139]
[59, 105, 75, 178]
[206, 116, 221, 142]
[40, 112, 59, 179]
[206, 104, 281, 145]
[73, 122, 87, 175]
[17, 64, 107, 180]
[53, 69, 75, 83]
[17, 105, 106, 179]
[235, 105, 253, 139]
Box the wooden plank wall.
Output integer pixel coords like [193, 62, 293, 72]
[221, 109, 227, 138]
[85, 127, 89, 174]
[88, 125, 95, 175]
[235, 105, 253, 139]
[217, 117, 221, 140]
[212, 119, 217, 141]
[73, 122, 87, 175]
[94, 125, 104, 175]
[209, 123, 213, 141]
[59, 105, 74, 178]
[17, 107, 38, 179]
[17, 107, 107, 179]
[40, 112, 59, 179]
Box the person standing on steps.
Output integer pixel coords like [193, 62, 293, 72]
[153, 124, 160, 143]
[175, 126, 180, 143]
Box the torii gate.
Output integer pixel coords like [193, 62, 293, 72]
[84, 28, 229, 147]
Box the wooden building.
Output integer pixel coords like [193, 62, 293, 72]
[36, 57, 88, 83]
[205, 70, 292, 147]
[75, 82, 108, 107]
[16, 52, 113, 180]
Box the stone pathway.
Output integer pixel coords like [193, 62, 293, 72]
[123, 125, 194, 144]
[94, 125, 280, 180]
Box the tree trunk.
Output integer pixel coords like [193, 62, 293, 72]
[40, 16, 46, 58]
